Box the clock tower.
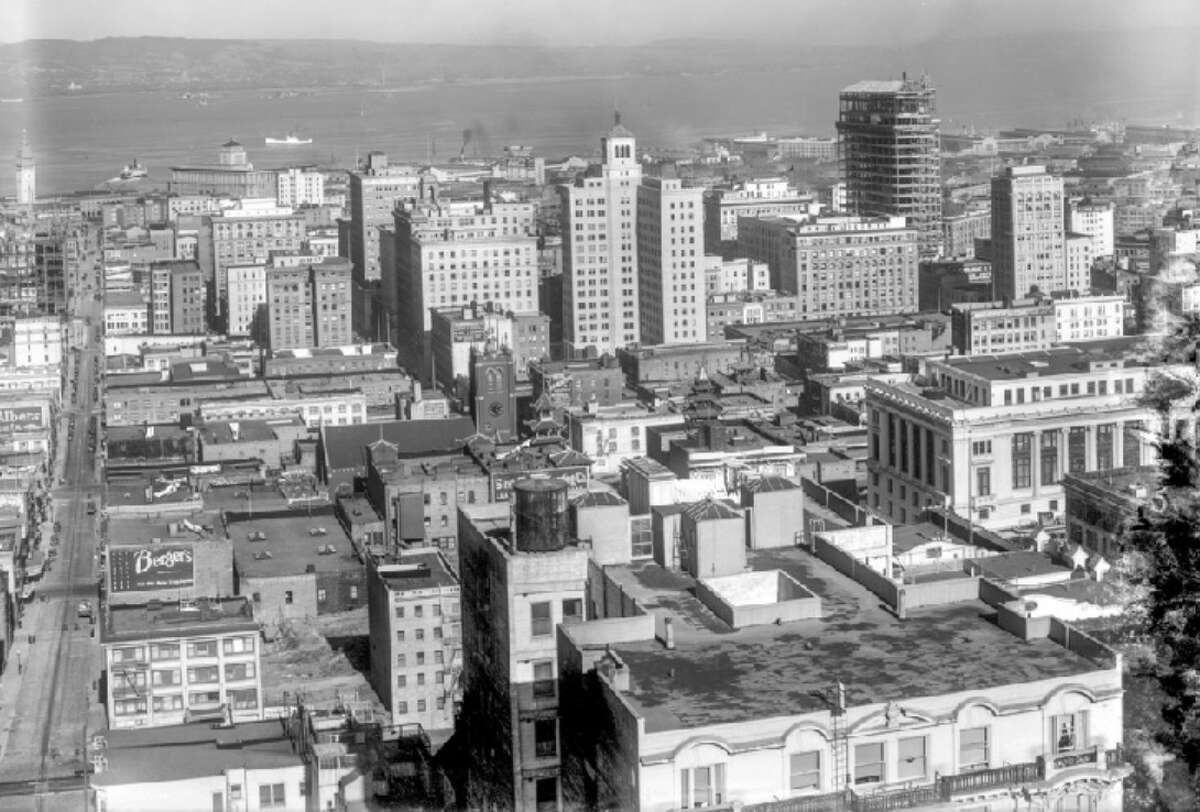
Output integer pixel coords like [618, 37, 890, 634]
[471, 346, 517, 441]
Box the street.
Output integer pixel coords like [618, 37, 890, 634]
[0, 241, 104, 809]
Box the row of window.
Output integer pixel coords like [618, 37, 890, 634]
[110, 636, 255, 663]
[682, 714, 1087, 807]
[113, 688, 258, 716]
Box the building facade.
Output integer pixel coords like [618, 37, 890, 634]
[101, 597, 263, 729]
[702, 177, 816, 252]
[1067, 199, 1115, 259]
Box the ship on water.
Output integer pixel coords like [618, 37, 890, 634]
[265, 131, 313, 146]
[107, 160, 149, 183]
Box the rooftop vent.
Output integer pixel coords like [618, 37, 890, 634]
[317, 544, 337, 555]
[252, 551, 273, 561]
[308, 527, 328, 536]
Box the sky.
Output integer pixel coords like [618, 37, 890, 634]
[3, 0, 1199, 47]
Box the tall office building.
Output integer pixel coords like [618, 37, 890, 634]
[149, 260, 207, 335]
[226, 264, 268, 338]
[837, 75, 942, 257]
[637, 175, 704, 345]
[266, 258, 352, 350]
[347, 152, 421, 337]
[391, 189, 538, 375]
[560, 115, 641, 358]
[15, 130, 35, 206]
[991, 166, 1067, 300]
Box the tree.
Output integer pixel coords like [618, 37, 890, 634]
[1128, 313, 1200, 798]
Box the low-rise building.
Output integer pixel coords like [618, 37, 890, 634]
[706, 291, 799, 340]
[195, 417, 308, 469]
[1061, 465, 1160, 559]
[228, 508, 367, 627]
[429, 305, 551, 390]
[702, 256, 770, 296]
[565, 402, 685, 476]
[100, 596, 263, 729]
[262, 343, 398, 377]
[367, 552, 462, 733]
[529, 357, 627, 413]
[90, 719, 304, 812]
[104, 516, 233, 607]
[618, 341, 747, 386]
[103, 291, 150, 336]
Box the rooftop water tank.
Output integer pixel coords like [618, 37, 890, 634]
[513, 478, 568, 553]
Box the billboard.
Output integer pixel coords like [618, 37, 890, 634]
[0, 406, 46, 432]
[491, 467, 590, 502]
[110, 545, 195, 592]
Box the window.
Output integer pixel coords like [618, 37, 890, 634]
[971, 440, 992, 456]
[1068, 427, 1087, 473]
[535, 718, 557, 757]
[854, 742, 885, 785]
[1041, 431, 1059, 485]
[531, 601, 552, 637]
[284, 590, 294, 605]
[417, 699, 426, 712]
[1011, 433, 1032, 489]
[415, 605, 424, 618]
[1097, 424, 1114, 471]
[790, 751, 821, 791]
[317, 588, 327, 602]
[897, 736, 927, 780]
[533, 659, 556, 698]
[224, 662, 256, 681]
[153, 694, 183, 712]
[259, 783, 286, 809]
[1053, 711, 1088, 753]
[562, 598, 583, 625]
[975, 467, 991, 497]
[535, 777, 557, 812]
[960, 726, 989, 770]
[681, 764, 726, 808]
[230, 689, 258, 710]
[222, 636, 254, 655]
[187, 666, 220, 684]
[150, 643, 180, 661]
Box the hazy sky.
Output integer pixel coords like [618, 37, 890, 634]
[4, 0, 1199, 46]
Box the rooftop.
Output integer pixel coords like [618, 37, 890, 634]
[227, 507, 358, 578]
[939, 343, 1143, 381]
[375, 551, 459, 593]
[91, 719, 300, 787]
[103, 291, 147, 310]
[1061, 465, 1160, 503]
[322, 417, 476, 472]
[968, 551, 1073, 582]
[604, 547, 1104, 732]
[102, 597, 257, 644]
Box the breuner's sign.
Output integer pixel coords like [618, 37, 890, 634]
[110, 545, 196, 592]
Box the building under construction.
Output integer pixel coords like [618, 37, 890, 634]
[837, 74, 943, 258]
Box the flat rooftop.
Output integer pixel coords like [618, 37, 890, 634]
[376, 551, 458, 592]
[91, 719, 300, 787]
[969, 551, 1073, 582]
[227, 508, 358, 577]
[196, 419, 281, 444]
[102, 597, 257, 644]
[605, 546, 1107, 732]
[940, 342, 1145, 381]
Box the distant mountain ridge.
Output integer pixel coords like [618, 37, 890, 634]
[0, 29, 1195, 130]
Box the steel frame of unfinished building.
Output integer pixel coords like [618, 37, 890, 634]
[837, 76, 943, 258]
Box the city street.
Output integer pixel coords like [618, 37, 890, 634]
[0, 247, 104, 808]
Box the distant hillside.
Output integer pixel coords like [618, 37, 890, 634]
[0, 29, 1195, 129]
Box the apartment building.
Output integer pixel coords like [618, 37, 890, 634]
[702, 177, 817, 252]
[1066, 199, 1115, 258]
[391, 192, 538, 372]
[266, 258, 352, 350]
[367, 552, 462, 733]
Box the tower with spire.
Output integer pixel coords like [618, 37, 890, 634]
[15, 130, 35, 205]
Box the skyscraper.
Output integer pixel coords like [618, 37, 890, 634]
[266, 258, 352, 350]
[15, 130, 35, 206]
[837, 75, 942, 257]
[637, 175, 704, 345]
[560, 115, 641, 358]
[991, 165, 1067, 299]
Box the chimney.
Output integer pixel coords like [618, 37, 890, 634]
[482, 179, 493, 209]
